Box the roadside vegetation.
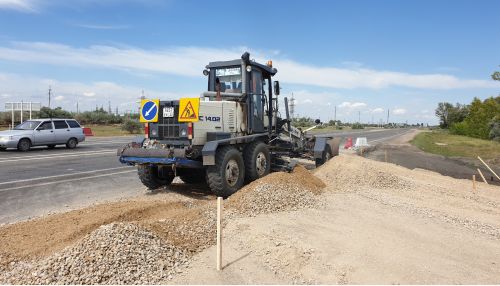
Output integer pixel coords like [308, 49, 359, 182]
[0, 107, 143, 136]
[411, 130, 500, 159]
[434, 69, 499, 141]
[293, 117, 423, 134]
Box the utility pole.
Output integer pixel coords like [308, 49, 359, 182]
[387, 109, 390, 124]
[108, 101, 112, 114]
[48, 86, 52, 109]
[358, 111, 361, 123]
[76, 101, 79, 114]
[334, 105, 337, 123]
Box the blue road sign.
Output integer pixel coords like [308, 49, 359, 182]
[141, 100, 158, 122]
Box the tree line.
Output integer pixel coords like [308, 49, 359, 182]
[435, 96, 500, 141]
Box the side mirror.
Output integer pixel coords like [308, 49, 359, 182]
[203, 69, 209, 76]
[273, 81, 280, 95]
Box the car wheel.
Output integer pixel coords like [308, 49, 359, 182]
[47, 144, 56, 149]
[0, 147, 6, 151]
[66, 138, 78, 149]
[17, 139, 31, 152]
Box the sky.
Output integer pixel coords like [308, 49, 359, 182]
[0, 0, 499, 124]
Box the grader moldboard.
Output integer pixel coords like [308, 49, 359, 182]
[118, 52, 340, 197]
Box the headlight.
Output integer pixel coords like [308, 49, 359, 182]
[180, 128, 187, 136]
[246, 65, 252, 72]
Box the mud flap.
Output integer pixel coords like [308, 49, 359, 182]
[327, 137, 341, 157]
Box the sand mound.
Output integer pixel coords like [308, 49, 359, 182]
[0, 223, 189, 285]
[227, 165, 326, 216]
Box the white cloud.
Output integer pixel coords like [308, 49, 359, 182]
[0, 41, 497, 90]
[371, 107, 384, 113]
[0, 0, 37, 12]
[83, 92, 96, 97]
[338, 101, 367, 109]
[54, 95, 64, 101]
[302, 99, 313, 104]
[393, 108, 407, 115]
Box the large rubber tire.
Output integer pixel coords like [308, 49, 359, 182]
[243, 141, 271, 182]
[66, 138, 78, 149]
[0, 147, 6, 151]
[206, 146, 245, 198]
[315, 145, 332, 167]
[180, 169, 206, 184]
[137, 165, 175, 190]
[17, 138, 31, 152]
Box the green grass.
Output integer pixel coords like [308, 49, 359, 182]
[83, 124, 143, 137]
[411, 130, 500, 159]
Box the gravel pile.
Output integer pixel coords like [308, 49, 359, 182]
[315, 155, 414, 191]
[227, 164, 326, 216]
[0, 223, 189, 285]
[142, 205, 217, 253]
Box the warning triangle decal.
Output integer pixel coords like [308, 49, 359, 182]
[179, 101, 197, 119]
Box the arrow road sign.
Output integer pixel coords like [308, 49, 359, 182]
[140, 99, 159, 123]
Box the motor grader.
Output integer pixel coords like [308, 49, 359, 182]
[118, 52, 340, 197]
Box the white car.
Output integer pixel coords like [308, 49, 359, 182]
[0, 119, 86, 151]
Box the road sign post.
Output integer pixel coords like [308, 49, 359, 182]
[5, 102, 42, 128]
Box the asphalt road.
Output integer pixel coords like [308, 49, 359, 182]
[0, 128, 411, 224]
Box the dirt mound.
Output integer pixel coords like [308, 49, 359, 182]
[315, 155, 414, 191]
[0, 198, 196, 267]
[227, 165, 326, 216]
[0, 223, 189, 285]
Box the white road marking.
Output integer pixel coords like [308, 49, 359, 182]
[0, 150, 116, 163]
[80, 142, 130, 146]
[0, 166, 133, 186]
[0, 170, 136, 192]
[0, 149, 116, 160]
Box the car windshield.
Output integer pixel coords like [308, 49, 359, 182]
[14, 120, 41, 130]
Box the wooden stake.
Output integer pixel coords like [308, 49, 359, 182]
[477, 168, 489, 185]
[385, 150, 388, 162]
[472, 175, 477, 192]
[216, 197, 222, 271]
[478, 156, 500, 181]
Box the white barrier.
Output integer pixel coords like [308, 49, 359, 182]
[354, 137, 369, 148]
